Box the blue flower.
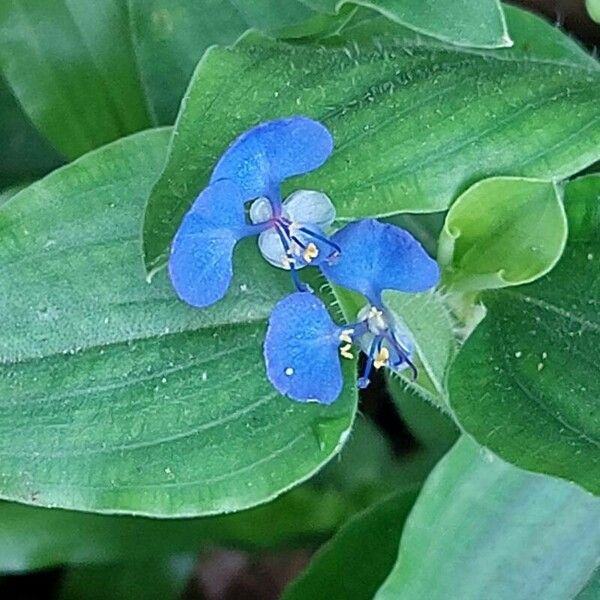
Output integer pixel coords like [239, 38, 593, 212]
[169, 116, 341, 307]
[264, 219, 440, 404]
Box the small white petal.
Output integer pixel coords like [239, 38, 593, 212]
[283, 190, 335, 229]
[258, 229, 289, 269]
[249, 196, 273, 224]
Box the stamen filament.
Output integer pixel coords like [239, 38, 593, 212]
[358, 337, 381, 389]
[275, 218, 339, 262]
[273, 222, 310, 293]
[383, 331, 418, 379]
[297, 226, 341, 257]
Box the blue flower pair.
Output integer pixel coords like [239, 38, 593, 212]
[169, 117, 440, 405]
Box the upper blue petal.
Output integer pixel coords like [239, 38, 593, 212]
[264, 292, 343, 405]
[321, 219, 440, 305]
[210, 117, 333, 200]
[169, 179, 248, 307]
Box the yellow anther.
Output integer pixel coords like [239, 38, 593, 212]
[303, 242, 319, 263]
[339, 328, 354, 344]
[340, 343, 354, 360]
[374, 347, 390, 370]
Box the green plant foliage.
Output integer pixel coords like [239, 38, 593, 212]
[0, 487, 349, 572]
[586, 0, 600, 24]
[0, 0, 153, 159]
[302, 0, 510, 48]
[438, 177, 568, 292]
[500, 5, 599, 68]
[0, 79, 63, 187]
[576, 570, 600, 599]
[0, 128, 357, 516]
[386, 376, 458, 454]
[382, 291, 457, 409]
[282, 491, 418, 600]
[142, 33, 600, 270]
[376, 437, 600, 600]
[340, 5, 599, 69]
[317, 417, 439, 502]
[128, 0, 349, 125]
[128, 0, 247, 125]
[449, 175, 600, 495]
[59, 557, 193, 600]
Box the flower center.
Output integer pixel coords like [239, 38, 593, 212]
[248, 191, 340, 292]
[339, 305, 417, 389]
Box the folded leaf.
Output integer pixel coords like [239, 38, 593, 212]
[448, 174, 600, 495]
[438, 177, 568, 291]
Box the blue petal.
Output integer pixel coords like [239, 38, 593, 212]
[264, 292, 343, 405]
[321, 219, 440, 305]
[169, 179, 248, 307]
[211, 117, 333, 199]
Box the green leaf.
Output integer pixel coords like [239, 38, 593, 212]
[59, 557, 193, 600]
[282, 490, 417, 600]
[228, 0, 317, 32]
[438, 177, 568, 292]
[301, 0, 510, 48]
[577, 569, 600, 599]
[142, 33, 600, 270]
[129, 0, 351, 125]
[0, 487, 349, 573]
[317, 417, 434, 501]
[0, 0, 152, 159]
[587, 0, 600, 24]
[128, 0, 247, 125]
[0, 78, 63, 187]
[0, 128, 356, 516]
[448, 174, 600, 495]
[387, 376, 458, 455]
[382, 291, 457, 409]
[501, 5, 599, 69]
[339, 4, 598, 69]
[376, 437, 600, 600]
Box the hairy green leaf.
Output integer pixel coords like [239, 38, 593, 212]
[387, 376, 458, 454]
[383, 291, 457, 409]
[448, 175, 600, 495]
[339, 5, 598, 69]
[143, 32, 600, 269]
[0, 129, 356, 516]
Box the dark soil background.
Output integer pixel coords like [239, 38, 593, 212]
[1, 1, 598, 599]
